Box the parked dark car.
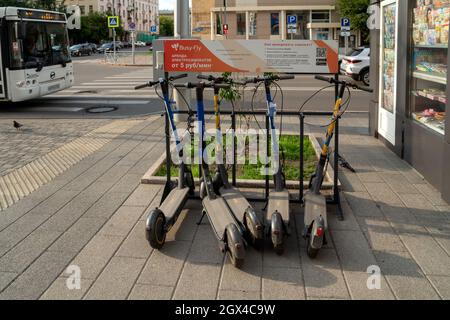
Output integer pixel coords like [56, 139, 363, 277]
[69, 44, 92, 57]
[97, 42, 117, 53]
[122, 41, 132, 48]
[86, 43, 98, 53]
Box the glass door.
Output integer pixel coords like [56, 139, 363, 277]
[378, 0, 399, 145]
[410, 0, 448, 136]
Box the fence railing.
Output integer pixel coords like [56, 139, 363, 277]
[104, 51, 152, 65]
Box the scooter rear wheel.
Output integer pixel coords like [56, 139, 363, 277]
[245, 209, 264, 250]
[145, 209, 166, 250]
[226, 224, 245, 269]
[271, 212, 284, 255]
[306, 237, 320, 259]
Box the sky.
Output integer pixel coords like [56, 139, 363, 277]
[160, 0, 175, 10]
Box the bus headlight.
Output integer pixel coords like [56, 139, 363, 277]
[16, 80, 26, 88]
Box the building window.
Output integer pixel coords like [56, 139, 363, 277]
[311, 10, 330, 23]
[270, 13, 279, 35]
[79, 6, 85, 15]
[89, 5, 93, 13]
[236, 13, 246, 35]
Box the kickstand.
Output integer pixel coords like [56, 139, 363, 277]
[197, 210, 207, 225]
[262, 200, 268, 211]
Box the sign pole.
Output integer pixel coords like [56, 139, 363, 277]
[173, 0, 191, 122]
[132, 0, 136, 65]
[113, 0, 116, 63]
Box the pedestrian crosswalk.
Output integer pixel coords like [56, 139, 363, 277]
[49, 68, 158, 99]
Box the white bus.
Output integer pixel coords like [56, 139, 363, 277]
[0, 7, 74, 102]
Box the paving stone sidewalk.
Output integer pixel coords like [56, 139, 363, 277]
[0, 119, 112, 176]
[0, 114, 449, 300]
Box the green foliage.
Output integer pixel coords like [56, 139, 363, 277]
[68, 12, 124, 44]
[0, 0, 65, 10]
[219, 72, 242, 104]
[337, 0, 370, 43]
[159, 16, 174, 37]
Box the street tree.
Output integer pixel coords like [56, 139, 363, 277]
[0, 0, 65, 11]
[68, 12, 124, 44]
[337, 0, 370, 42]
[159, 16, 174, 37]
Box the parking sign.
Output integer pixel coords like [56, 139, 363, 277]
[150, 25, 157, 33]
[287, 15, 297, 26]
[341, 17, 351, 30]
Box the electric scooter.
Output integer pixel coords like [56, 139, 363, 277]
[135, 74, 195, 250]
[197, 74, 265, 249]
[245, 74, 295, 255]
[304, 75, 373, 258]
[175, 81, 246, 268]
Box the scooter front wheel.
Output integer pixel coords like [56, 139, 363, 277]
[226, 224, 245, 269]
[271, 212, 284, 255]
[145, 209, 166, 250]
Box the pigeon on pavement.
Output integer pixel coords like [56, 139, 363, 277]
[13, 121, 23, 131]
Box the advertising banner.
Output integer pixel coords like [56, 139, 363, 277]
[164, 40, 339, 74]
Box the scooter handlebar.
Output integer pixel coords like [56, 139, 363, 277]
[314, 75, 374, 93]
[174, 82, 231, 89]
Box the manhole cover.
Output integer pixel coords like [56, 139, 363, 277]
[86, 106, 118, 113]
[77, 90, 98, 94]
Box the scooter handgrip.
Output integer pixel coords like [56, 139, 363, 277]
[215, 84, 231, 89]
[134, 83, 150, 90]
[314, 75, 333, 83]
[197, 74, 213, 81]
[170, 73, 188, 81]
[355, 85, 373, 93]
[277, 74, 295, 80]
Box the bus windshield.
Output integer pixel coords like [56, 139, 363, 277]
[9, 21, 70, 69]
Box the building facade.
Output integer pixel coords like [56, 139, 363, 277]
[66, 0, 159, 34]
[192, 0, 361, 48]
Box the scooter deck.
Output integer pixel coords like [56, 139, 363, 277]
[266, 190, 290, 224]
[304, 192, 328, 229]
[159, 187, 190, 223]
[220, 186, 252, 222]
[202, 196, 239, 241]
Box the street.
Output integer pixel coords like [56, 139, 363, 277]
[0, 55, 371, 120]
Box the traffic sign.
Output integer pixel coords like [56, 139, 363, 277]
[287, 15, 297, 25]
[287, 26, 297, 34]
[108, 16, 119, 28]
[341, 31, 351, 37]
[128, 21, 136, 31]
[222, 24, 229, 35]
[341, 17, 351, 29]
[150, 25, 158, 33]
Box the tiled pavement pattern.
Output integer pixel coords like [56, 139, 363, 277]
[0, 119, 143, 210]
[0, 114, 449, 299]
[0, 119, 111, 176]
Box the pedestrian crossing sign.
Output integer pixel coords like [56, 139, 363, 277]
[108, 16, 119, 28]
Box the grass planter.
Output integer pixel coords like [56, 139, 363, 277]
[142, 134, 338, 190]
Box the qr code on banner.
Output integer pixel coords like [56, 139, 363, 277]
[316, 48, 327, 58]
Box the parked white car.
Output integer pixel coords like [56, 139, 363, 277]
[340, 47, 371, 86]
[135, 41, 146, 47]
